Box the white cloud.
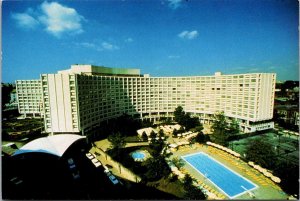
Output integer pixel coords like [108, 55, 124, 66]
[167, 0, 183, 9]
[178, 30, 198, 40]
[39, 1, 84, 37]
[168, 55, 180, 59]
[249, 68, 260, 72]
[267, 66, 276, 70]
[101, 42, 119, 51]
[125, 37, 133, 43]
[11, 13, 39, 29]
[75, 41, 119, 51]
[11, 1, 85, 38]
[76, 42, 96, 49]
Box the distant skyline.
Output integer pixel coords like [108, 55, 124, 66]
[2, 0, 299, 83]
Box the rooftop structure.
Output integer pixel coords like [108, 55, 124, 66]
[13, 134, 86, 157]
[58, 64, 141, 77]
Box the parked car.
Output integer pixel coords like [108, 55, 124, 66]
[86, 153, 94, 159]
[91, 158, 102, 167]
[104, 169, 119, 185]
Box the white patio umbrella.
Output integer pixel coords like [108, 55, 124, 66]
[257, 167, 264, 172]
[234, 152, 241, 157]
[263, 171, 272, 177]
[215, 144, 221, 149]
[170, 166, 178, 171]
[221, 147, 227, 151]
[169, 144, 178, 148]
[271, 176, 281, 183]
[230, 150, 236, 155]
[260, 168, 268, 173]
[253, 165, 260, 170]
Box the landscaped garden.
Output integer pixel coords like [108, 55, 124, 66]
[91, 106, 298, 199]
[2, 118, 45, 141]
[99, 107, 209, 199]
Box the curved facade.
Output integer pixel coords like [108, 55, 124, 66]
[38, 65, 276, 134]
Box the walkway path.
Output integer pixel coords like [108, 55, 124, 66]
[90, 144, 141, 183]
[94, 139, 149, 151]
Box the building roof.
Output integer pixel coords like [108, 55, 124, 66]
[58, 64, 141, 76]
[13, 134, 86, 157]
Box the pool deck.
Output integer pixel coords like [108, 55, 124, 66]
[171, 143, 288, 200]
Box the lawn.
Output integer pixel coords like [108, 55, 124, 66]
[3, 118, 43, 132]
[147, 177, 185, 198]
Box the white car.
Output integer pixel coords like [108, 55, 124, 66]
[91, 158, 102, 167]
[86, 153, 94, 159]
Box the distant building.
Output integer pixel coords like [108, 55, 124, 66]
[16, 64, 276, 134]
[15, 80, 43, 118]
[10, 89, 17, 103]
[275, 105, 299, 127]
[3, 89, 18, 111]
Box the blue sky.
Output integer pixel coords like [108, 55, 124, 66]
[2, 0, 299, 83]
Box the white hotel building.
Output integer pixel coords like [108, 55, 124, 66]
[16, 80, 43, 118]
[16, 64, 276, 135]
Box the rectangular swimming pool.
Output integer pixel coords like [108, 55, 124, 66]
[182, 152, 257, 198]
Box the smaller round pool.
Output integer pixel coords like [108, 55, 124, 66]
[130, 150, 150, 162]
[132, 152, 145, 160]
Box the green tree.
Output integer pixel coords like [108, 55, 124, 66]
[2, 129, 10, 141]
[141, 131, 148, 141]
[211, 111, 229, 146]
[178, 126, 185, 133]
[172, 129, 178, 137]
[149, 139, 165, 157]
[183, 174, 194, 191]
[184, 185, 206, 200]
[141, 118, 154, 127]
[171, 157, 185, 170]
[245, 139, 275, 169]
[163, 117, 172, 124]
[194, 132, 210, 143]
[174, 106, 185, 124]
[108, 132, 126, 159]
[174, 106, 202, 131]
[149, 130, 157, 139]
[228, 119, 240, 135]
[2, 83, 14, 109]
[158, 129, 165, 138]
[182, 174, 206, 200]
[194, 125, 204, 133]
[183, 114, 201, 131]
[143, 155, 171, 181]
[273, 161, 299, 198]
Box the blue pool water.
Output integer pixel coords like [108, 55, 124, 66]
[182, 152, 257, 198]
[132, 151, 145, 160]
